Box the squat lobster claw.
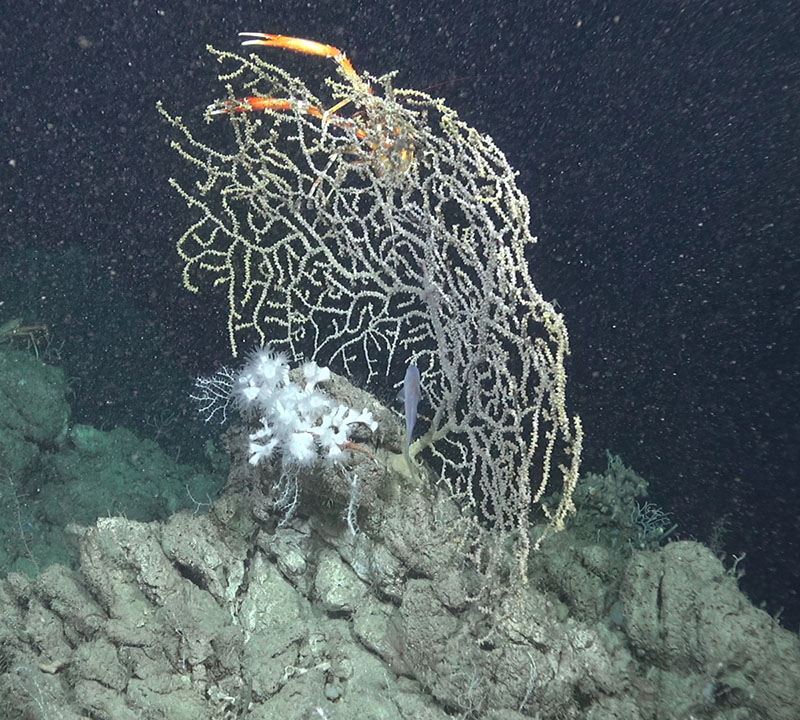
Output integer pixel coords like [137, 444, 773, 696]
[208, 33, 370, 118]
[238, 33, 361, 85]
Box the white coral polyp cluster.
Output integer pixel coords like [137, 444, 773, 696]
[233, 348, 378, 469]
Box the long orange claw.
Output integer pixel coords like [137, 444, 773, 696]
[240, 33, 338, 59]
[207, 97, 325, 117]
[239, 32, 358, 81]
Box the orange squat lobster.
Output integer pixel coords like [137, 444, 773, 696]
[210, 33, 417, 178]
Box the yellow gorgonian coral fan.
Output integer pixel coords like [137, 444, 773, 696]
[159, 33, 582, 586]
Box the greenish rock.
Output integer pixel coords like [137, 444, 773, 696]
[40, 424, 217, 526]
[0, 347, 69, 476]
